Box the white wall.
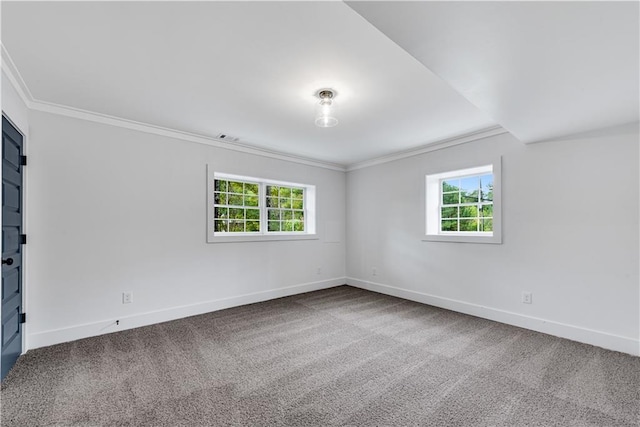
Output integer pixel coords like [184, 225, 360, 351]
[1, 70, 29, 134]
[346, 123, 640, 355]
[8, 75, 639, 357]
[26, 111, 346, 348]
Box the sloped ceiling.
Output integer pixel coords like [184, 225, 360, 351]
[2, 1, 638, 168]
[347, 1, 639, 144]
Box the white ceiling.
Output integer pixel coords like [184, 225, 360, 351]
[1, 1, 493, 166]
[2, 2, 638, 167]
[347, 1, 640, 144]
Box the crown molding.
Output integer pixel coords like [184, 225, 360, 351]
[1, 44, 346, 172]
[346, 126, 509, 172]
[27, 99, 347, 171]
[1, 44, 35, 108]
[2, 43, 508, 174]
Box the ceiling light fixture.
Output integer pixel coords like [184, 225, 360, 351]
[315, 89, 338, 128]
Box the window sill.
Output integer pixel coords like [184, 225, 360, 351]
[208, 234, 319, 244]
[422, 234, 502, 244]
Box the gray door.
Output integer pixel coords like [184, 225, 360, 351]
[2, 116, 25, 380]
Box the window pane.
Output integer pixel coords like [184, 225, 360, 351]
[481, 204, 493, 217]
[479, 174, 493, 184]
[245, 195, 258, 207]
[480, 175, 493, 202]
[480, 175, 494, 202]
[441, 207, 458, 219]
[482, 218, 493, 232]
[292, 188, 304, 199]
[279, 187, 291, 198]
[293, 210, 304, 221]
[459, 206, 478, 218]
[214, 192, 227, 205]
[229, 181, 244, 194]
[267, 186, 279, 197]
[246, 221, 260, 232]
[280, 198, 291, 209]
[266, 197, 279, 208]
[282, 221, 294, 232]
[229, 208, 244, 219]
[214, 207, 228, 219]
[442, 192, 459, 205]
[293, 221, 304, 232]
[282, 210, 293, 221]
[246, 209, 259, 220]
[268, 221, 281, 232]
[244, 183, 258, 195]
[229, 221, 244, 232]
[214, 220, 227, 232]
[460, 176, 479, 193]
[461, 190, 479, 203]
[441, 220, 458, 231]
[292, 199, 303, 210]
[228, 194, 243, 206]
[214, 180, 228, 192]
[268, 209, 280, 220]
[442, 179, 459, 192]
[460, 219, 478, 231]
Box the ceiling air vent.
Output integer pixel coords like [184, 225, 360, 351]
[216, 133, 239, 143]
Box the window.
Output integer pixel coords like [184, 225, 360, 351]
[440, 174, 493, 233]
[207, 168, 316, 242]
[425, 159, 501, 244]
[213, 178, 261, 233]
[266, 185, 306, 232]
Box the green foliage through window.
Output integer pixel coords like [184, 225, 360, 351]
[213, 178, 306, 234]
[265, 185, 305, 233]
[213, 179, 263, 233]
[440, 174, 493, 233]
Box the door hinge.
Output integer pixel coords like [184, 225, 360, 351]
[20, 155, 27, 166]
[19, 313, 26, 324]
[20, 234, 26, 245]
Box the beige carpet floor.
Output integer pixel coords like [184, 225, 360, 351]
[1, 285, 639, 426]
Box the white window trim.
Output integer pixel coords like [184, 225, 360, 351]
[207, 167, 317, 243]
[423, 157, 502, 244]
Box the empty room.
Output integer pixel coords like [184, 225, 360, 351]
[1, 1, 639, 426]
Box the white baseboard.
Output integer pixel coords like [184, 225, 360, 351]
[27, 277, 639, 357]
[347, 277, 640, 357]
[27, 277, 346, 350]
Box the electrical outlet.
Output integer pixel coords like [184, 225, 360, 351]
[522, 291, 532, 304]
[372, 267, 377, 276]
[122, 292, 133, 304]
[316, 267, 322, 275]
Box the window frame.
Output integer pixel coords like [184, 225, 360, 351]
[264, 183, 307, 233]
[212, 177, 263, 235]
[424, 158, 502, 244]
[439, 172, 494, 234]
[207, 167, 317, 243]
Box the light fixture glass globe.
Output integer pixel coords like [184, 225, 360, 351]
[315, 92, 338, 128]
[315, 112, 338, 127]
[315, 116, 338, 127]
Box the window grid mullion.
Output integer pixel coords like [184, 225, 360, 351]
[260, 182, 266, 234]
[438, 173, 493, 234]
[213, 176, 311, 236]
